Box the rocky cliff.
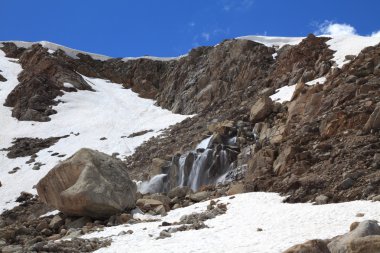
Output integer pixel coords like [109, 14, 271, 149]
[1, 34, 379, 205]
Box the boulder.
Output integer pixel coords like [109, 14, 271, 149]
[347, 235, 380, 253]
[328, 220, 380, 253]
[168, 186, 192, 199]
[189, 191, 210, 202]
[250, 97, 273, 123]
[283, 239, 330, 253]
[36, 148, 137, 218]
[364, 102, 380, 132]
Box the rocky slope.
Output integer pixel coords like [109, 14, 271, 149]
[1, 34, 379, 205]
[1, 33, 380, 252]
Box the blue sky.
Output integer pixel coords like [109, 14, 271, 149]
[1, 0, 379, 57]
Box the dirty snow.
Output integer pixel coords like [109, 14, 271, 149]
[0, 50, 189, 211]
[270, 84, 296, 103]
[82, 192, 380, 253]
[306, 76, 327, 86]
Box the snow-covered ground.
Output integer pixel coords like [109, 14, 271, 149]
[0, 50, 189, 211]
[81, 192, 380, 253]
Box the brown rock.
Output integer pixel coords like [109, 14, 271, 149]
[36, 148, 137, 218]
[347, 235, 380, 253]
[250, 97, 273, 123]
[283, 239, 330, 253]
[364, 102, 380, 132]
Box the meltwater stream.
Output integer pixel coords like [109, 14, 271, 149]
[138, 135, 238, 194]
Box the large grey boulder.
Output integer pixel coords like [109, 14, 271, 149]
[327, 220, 380, 253]
[37, 148, 137, 218]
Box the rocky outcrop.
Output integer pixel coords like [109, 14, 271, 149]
[1, 34, 333, 122]
[1, 136, 68, 158]
[250, 97, 273, 123]
[244, 43, 380, 203]
[2, 44, 93, 121]
[37, 148, 137, 218]
[0, 72, 6, 82]
[327, 220, 380, 253]
[284, 220, 380, 253]
[364, 102, 380, 132]
[283, 240, 330, 253]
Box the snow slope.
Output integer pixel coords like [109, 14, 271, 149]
[0, 50, 189, 211]
[82, 192, 380, 253]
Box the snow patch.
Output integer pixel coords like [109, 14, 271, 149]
[81, 192, 380, 253]
[270, 84, 296, 103]
[306, 76, 326, 86]
[63, 82, 75, 88]
[324, 35, 380, 68]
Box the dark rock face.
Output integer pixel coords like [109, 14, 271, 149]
[2, 44, 93, 121]
[244, 43, 380, 203]
[1, 34, 333, 121]
[1, 136, 68, 158]
[0, 72, 6, 82]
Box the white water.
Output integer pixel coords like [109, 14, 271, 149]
[137, 174, 167, 194]
[188, 149, 213, 191]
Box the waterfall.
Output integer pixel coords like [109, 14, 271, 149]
[196, 135, 212, 150]
[177, 153, 187, 186]
[188, 149, 213, 191]
[137, 174, 167, 194]
[137, 135, 239, 194]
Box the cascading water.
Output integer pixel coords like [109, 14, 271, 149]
[188, 149, 213, 191]
[137, 174, 167, 194]
[138, 134, 240, 194]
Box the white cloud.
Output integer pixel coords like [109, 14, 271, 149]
[201, 32, 210, 41]
[315, 21, 357, 36]
[188, 22, 195, 27]
[371, 30, 380, 37]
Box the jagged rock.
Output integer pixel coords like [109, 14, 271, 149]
[283, 239, 330, 253]
[1, 245, 23, 253]
[227, 182, 245, 195]
[273, 146, 298, 175]
[36, 148, 137, 218]
[49, 215, 64, 230]
[249, 97, 273, 123]
[347, 235, 380, 253]
[314, 195, 329, 205]
[189, 191, 210, 202]
[0, 73, 7, 82]
[364, 102, 380, 132]
[327, 220, 380, 253]
[167, 186, 192, 199]
[136, 199, 163, 210]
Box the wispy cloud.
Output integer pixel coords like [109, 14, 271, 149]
[188, 22, 196, 28]
[201, 32, 210, 41]
[314, 21, 357, 36]
[222, 0, 254, 12]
